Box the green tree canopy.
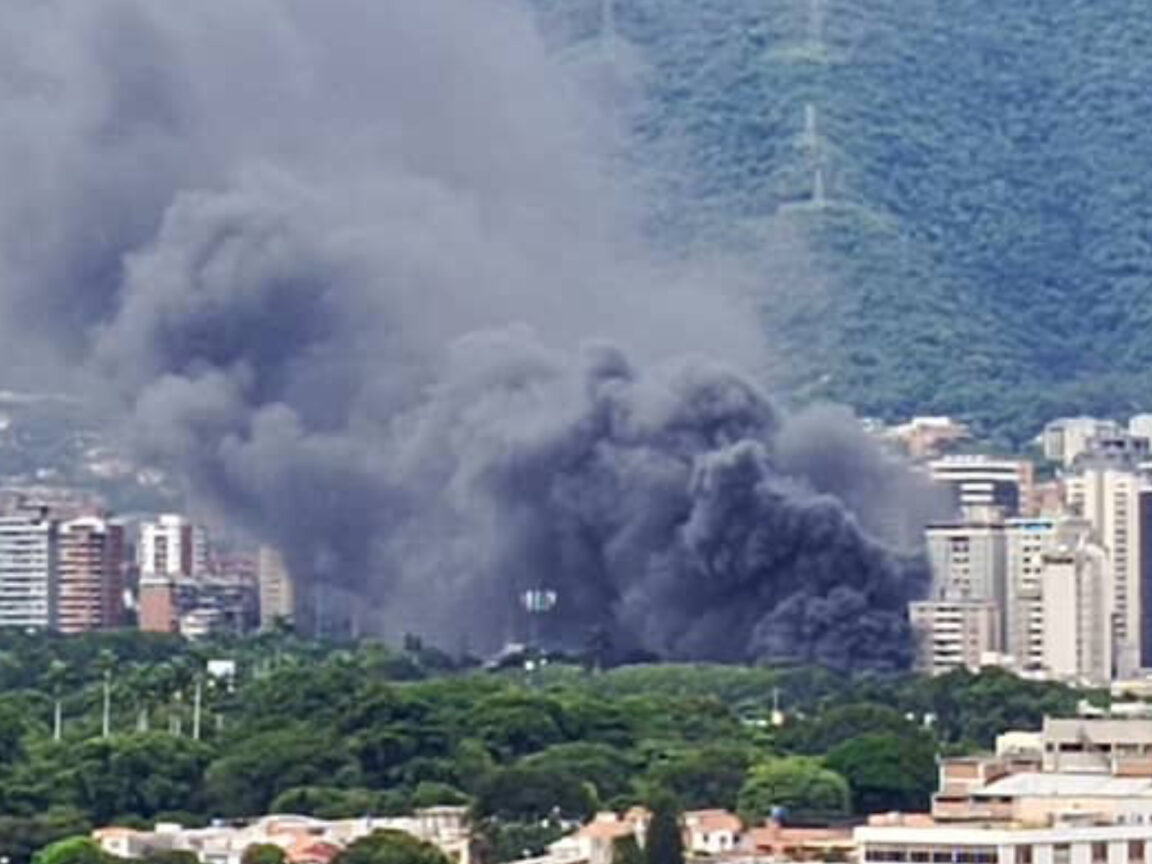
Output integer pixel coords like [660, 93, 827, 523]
[777, 703, 924, 755]
[737, 758, 850, 823]
[824, 732, 936, 815]
[241, 844, 287, 864]
[204, 724, 359, 817]
[645, 744, 754, 811]
[33, 837, 107, 864]
[473, 765, 596, 822]
[333, 830, 451, 864]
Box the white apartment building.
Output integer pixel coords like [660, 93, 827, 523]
[1044, 418, 1122, 468]
[1042, 531, 1112, 684]
[931, 456, 1035, 519]
[927, 523, 1008, 604]
[1007, 518, 1059, 669]
[1130, 416, 1152, 445]
[1066, 468, 1152, 675]
[910, 598, 1000, 675]
[139, 514, 209, 580]
[0, 510, 59, 629]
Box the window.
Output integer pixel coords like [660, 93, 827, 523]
[1054, 844, 1071, 864]
[1092, 842, 1108, 864]
[1131, 842, 1146, 864]
[1017, 847, 1033, 864]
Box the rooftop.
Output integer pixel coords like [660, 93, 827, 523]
[973, 772, 1152, 799]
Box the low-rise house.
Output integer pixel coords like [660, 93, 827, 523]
[92, 808, 471, 864]
[741, 820, 855, 860]
[547, 811, 648, 864]
[684, 810, 743, 856]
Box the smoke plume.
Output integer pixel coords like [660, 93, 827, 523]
[0, 0, 933, 669]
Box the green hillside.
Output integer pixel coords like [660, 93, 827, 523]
[537, 0, 1152, 445]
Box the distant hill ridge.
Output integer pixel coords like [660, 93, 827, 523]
[534, 0, 1152, 445]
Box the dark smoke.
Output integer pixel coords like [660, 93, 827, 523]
[0, 0, 933, 670]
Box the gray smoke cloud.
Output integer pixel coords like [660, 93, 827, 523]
[0, 0, 933, 669]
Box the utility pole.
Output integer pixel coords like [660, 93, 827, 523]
[192, 678, 202, 741]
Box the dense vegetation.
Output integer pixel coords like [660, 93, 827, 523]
[0, 631, 1105, 864]
[533, 0, 1152, 446]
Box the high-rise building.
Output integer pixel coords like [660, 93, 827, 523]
[257, 546, 295, 629]
[1042, 417, 1121, 467]
[139, 514, 193, 580]
[929, 456, 1034, 518]
[1005, 517, 1058, 669]
[0, 509, 58, 630]
[926, 521, 1007, 607]
[138, 514, 212, 581]
[56, 517, 125, 634]
[1041, 522, 1111, 683]
[1066, 466, 1152, 674]
[1072, 432, 1151, 470]
[909, 598, 1000, 675]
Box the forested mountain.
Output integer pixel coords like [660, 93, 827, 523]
[536, 0, 1152, 444]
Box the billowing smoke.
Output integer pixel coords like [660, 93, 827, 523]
[0, 0, 935, 669]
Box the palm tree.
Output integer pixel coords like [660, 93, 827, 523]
[95, 649, 116, 738]
[45, 659, 69, 742]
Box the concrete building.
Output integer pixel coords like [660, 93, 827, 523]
[1007, 518, 1059, 669]
[1042, 530, 1112, 684]
[889, 416, 972, 460]
[1074, 434, 1152, 471]
[927, 522, 1008, 606]
[1042, 717, 1152, 775]
[911, 599, 1001, 675]
[1066, 468, 1152, 673]
[139, 514, 194, 580]
[56, 517, 125, 633]
[258, 545, 295, 629]
[857, 820, 1152, 864]
[138, 577, 178, 633]
[139, 515, 211, 581]
[1130, 416, 1152, 445]
[1044, 418, 1122, 468]
[0, 509, 58, 629]
[931, 456, 1035, 519]
[179, 575, 257, 638]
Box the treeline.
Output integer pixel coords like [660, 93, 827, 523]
[0, 631, 1099, 863]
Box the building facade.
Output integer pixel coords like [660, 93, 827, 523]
[1066, 467, 1152, 674]
[1044, 418, 1122, 468]
[1007, 518, 1059, 669]
[139, 515, 193, 580]
[57, 517, 125, 633]
[930, 456, 1035, 519]
[910, 599, 1000, 675]
[1042, 530, 1112, 684]
[258, 545, 295, 629]
[0, 509, 58, 629]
